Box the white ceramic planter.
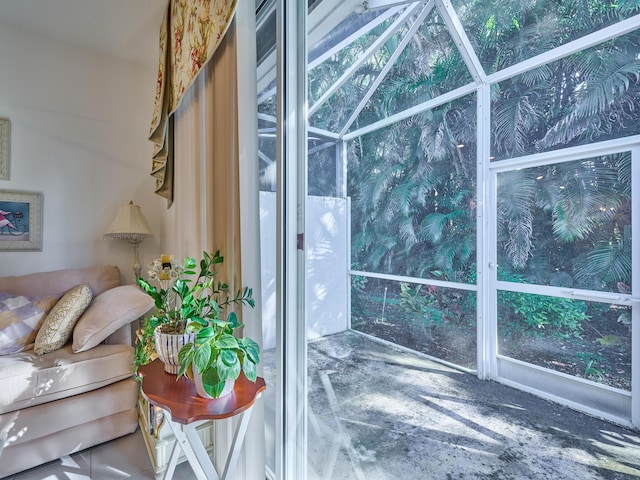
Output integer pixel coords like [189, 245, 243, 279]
[192, 367, 235, 399]
[154, 328, 197, 374]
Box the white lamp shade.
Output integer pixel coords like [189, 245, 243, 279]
[104, 201, 153, 241]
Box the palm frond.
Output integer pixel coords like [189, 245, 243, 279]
[538, 49, 640, 148]
[617, 152, 632, 196]
[573, 57, 640, 119]
[504, 214, 533, 270]
[617, 0, 640, 15]
[497, 170, 537, 269]
[456, 235, 475, 266]
[497, 169, 536, 238]
[389, 182, 414, 218]
[493, 84, 544, 157]
[420, 213, 448, 244]
[398, 216, 418, 249]
[369, 163, 401, 210]
[551, 161, 624, 241]
[573, 240, 632, 288]
[433, 241, 458, 271]
[366, 244, 389, 270]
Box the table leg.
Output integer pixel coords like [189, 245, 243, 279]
[162, 435, 181, 480]
[220, 404, 255, 480]
[163, 415, 218, 480]
[183, 423, 220, 480]
[156, 396, 260, 480]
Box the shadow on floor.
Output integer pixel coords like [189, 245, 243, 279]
[264, 330, 640, 480]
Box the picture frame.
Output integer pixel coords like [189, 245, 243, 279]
[0, 190, 43, 251]
[0, 118, 9, 180]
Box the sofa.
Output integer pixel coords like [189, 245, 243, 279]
[0, 265, 154, 478]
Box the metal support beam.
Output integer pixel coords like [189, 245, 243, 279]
[276, 1, 308, 479]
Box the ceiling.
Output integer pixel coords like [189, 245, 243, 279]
[0, 0, 168, 67]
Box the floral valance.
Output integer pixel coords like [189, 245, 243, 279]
[149, 0, 237, 206]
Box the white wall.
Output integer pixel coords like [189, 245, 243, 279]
[305, 195, 350, 340]
[260, 192, 277, 349]
[0, 25, 166, 282]
[260, 192, 349, 350]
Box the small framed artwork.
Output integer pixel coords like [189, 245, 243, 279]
[0, 190, 43, 251]
[0, 118, 9, 180]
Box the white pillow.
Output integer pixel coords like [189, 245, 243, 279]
[73, 285, 154, 352]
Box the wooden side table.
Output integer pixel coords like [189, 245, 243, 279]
[138, 360, 266, 480]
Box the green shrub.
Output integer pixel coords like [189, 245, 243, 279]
[499, 289, 589, 340]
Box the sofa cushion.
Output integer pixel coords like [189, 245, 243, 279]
[0, 342, 135, 414]
[0, 378, 138, 449]
[0, 294, 57, 355]
[73, 285, 154, 352]
[0, 400, 139, 479]
[34, 284, 92, 355]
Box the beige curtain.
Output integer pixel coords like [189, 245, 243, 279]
[166, 13, 265, 480]
[171, 30, 241, 288]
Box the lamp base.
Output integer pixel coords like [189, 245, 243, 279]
[130, 239, 143, 280]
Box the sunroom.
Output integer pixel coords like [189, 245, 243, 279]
[255, 0, 639, 478]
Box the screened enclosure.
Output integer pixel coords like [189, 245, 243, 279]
[257, 2, 639, 474]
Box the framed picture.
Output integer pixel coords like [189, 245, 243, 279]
[0, 190, 43, 251]
[0, 118, 9, 180]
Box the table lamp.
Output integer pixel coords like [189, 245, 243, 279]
[104, 201, 154, 280]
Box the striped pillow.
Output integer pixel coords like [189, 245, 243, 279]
[0, 293, 57, 355]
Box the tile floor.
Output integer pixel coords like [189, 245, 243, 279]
[2, 429, 195, 480]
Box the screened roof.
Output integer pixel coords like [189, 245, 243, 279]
[257, 0, 640, 177]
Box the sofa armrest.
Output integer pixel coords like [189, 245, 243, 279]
[104, 324, 132, 346]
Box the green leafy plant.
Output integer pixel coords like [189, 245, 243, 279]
[160, 251, 260, 398]
[500, 289, 589, 339]
[496, 271, 590, 340]
[399, 282, 446, 339]
[177, 310, 261, 398]
[577, 352, 606, 383]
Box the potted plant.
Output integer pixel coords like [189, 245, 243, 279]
[177, 305, 261, 398]
[136, 255, 187, 373]
[135, 251, 258, 385]
[174, 256, 260, 398]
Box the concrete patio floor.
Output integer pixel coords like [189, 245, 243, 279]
[264, 330, 640, 479]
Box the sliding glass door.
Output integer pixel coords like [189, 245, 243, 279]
[258, 1, 640, 478]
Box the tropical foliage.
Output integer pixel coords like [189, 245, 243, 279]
[340, 2, 638, 287]
[496, 153, 631, 292]
[303, 1, 637, 384]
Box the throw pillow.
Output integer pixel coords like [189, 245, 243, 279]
[0, 294, 57, 355]
[73, 285, 154, 352]
[34, 284, 92, 355]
